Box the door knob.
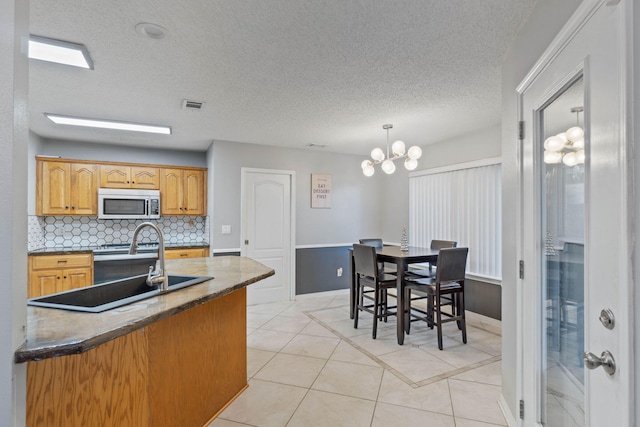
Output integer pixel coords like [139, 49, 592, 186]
[583, 350, 616, 375]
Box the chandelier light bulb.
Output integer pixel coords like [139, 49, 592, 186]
[363, 164, 375, 177]
[556, 132, 568, 144]
[391, 140, 406, 156]
[404, 157, 418, 171]
[371, 147, 385, 162]
[407, 146, 422, 160]
[562, 151, 578, 167]
[544, 150, 563, 164]
[543, 135, 565, 152]
[361, 160, 372, 170]
[572, 137, 585, 149]
[576, 149, 585, 164]
[381, 159, 396, 174]
[566, 126, 584, 142]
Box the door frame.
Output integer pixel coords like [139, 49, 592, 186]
[240, 167, 296, 301]
[515, 0, 634, 425]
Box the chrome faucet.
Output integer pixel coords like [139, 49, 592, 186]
[129, 222, 169, 291]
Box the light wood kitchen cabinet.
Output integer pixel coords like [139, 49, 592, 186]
[99, 165, 160, 189]
[165, 247, 210, 259]
[37, 160, 98, 215]
[28, 253, 93, 298]
[160, 168, 206, 215]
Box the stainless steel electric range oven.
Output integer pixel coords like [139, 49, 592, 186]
[93, 243, 159, 284]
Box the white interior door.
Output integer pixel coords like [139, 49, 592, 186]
[241, 168, 295, 305]
[517, 1, 632, 426]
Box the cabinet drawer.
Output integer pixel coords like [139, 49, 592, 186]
[165, 248, 208, 259]
[31, 253, 93, 270]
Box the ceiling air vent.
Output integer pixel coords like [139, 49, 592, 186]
[182, 99, 205, 110]
[306, 143, 327, 149]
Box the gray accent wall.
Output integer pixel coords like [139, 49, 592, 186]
[296, 246, 352, 295]
[465, 280, 501, 320]
[500, 0, 582, 419]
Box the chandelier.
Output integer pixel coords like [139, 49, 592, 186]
[543, 106, 585, 166]
[361, 124, 422, 176]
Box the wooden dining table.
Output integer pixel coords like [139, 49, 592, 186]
[350, 245, 439, 345]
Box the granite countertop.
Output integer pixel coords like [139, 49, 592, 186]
[28, 242, 210, 256]
[15, 256, 274, 363]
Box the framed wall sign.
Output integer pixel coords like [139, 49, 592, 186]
[311, 174, 332, 208]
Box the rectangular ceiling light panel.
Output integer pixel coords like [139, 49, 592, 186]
[45, 114, 172, 135]
[28, 35, 94, 69]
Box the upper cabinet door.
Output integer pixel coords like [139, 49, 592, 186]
[130, 167, 160, 189]
[70, 163, 97, 215]
[160, 168, 207, 215]
[99, 165, 160, 189]
[183, 170, 206, 215]
[38, 161, 71, 215]
[160, 168, 183, 215]
[99, 165, 131, 188]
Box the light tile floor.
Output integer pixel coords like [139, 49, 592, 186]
[211, 291, 506, 427]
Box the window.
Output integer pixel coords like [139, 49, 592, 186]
[409, 158, 502, 280]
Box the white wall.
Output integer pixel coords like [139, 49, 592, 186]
[1, 0, 29, 425]
[500, 0, 582, 419]
[27, 131, 44, 215]
[380, 124, 501, 243]
[211, 140, 382, 250]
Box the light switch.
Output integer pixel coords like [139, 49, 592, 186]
[221, 225, 232, 235]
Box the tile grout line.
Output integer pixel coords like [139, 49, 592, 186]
[304, 309, 502, 389]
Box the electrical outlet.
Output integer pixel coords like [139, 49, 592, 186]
[221, 225, 231, 235]
[337, 267, 343, 277]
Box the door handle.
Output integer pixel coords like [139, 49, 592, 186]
[583, 350, 616, 375]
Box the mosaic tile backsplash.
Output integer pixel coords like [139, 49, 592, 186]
[28, 216, 209, 251]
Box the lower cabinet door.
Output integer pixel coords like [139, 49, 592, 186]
[29, 271, 63, 298]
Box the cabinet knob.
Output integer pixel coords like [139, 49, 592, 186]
[65, 206, 69, 209]
[127, 180, 130, 183]
[132, 181, 135, 183]
[57, 276, 61, 279]
[71, 206, 75, 209]
[63, 276, 67, 279]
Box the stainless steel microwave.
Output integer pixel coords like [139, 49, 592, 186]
[98, 188, 160, 219]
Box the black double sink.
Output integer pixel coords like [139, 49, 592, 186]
[28, 274, 213, 313]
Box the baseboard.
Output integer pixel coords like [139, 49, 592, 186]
[466, 310, 501, 335]
[295, 288, 349, 300]
[499, 394, 518, 427]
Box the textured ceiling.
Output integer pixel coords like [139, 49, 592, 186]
[29, 0, 537, 155]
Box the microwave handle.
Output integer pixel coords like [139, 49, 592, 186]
[145, 198, 150, 217]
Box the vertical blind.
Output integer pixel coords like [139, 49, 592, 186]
[409, 160, 502, 280]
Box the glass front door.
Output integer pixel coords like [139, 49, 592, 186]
[539, 76, 585, 426]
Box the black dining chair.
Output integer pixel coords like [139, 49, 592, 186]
[407, 239, 457, 278]
[353, 243, 397, 339]
[403, 247, 468, 350]
[359, 238, 397, 275]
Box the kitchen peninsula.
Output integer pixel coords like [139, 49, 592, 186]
[17, 256, 274, 427]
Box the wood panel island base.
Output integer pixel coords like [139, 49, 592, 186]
[17, 257, 274, 427]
